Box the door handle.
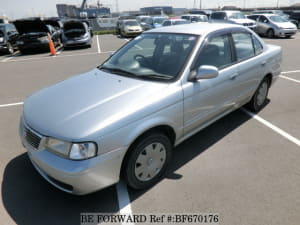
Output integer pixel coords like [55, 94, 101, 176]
[230, 73, 238, 80]
[261, 61, 266, 66]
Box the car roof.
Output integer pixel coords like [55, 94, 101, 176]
[251, 13, 277, 17]
[145, 23, 245, 35]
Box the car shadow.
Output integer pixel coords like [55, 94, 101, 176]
[2, 154, 119, 225]
[2, 106, 268, 225]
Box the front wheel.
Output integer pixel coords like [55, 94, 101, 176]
[123, 133, 172, 189]
[267, 29, 274, 38]
[246, 77, 270, 112]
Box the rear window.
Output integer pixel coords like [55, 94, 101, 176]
[211, 12, 226, 20]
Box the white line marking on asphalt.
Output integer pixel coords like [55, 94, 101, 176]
[124, 38, 130, 42]
[280, 75, 300, 84]
[0, 102, 24, 108]
[241, 108, 300, 147]
[116, 181, 134, 225]
[1, 57, 13, 62]
[4, 51, 114, 63]
[96, 35, 101, 53]
[281, 70, 300, 74]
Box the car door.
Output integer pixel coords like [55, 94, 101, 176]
[7, 24, 19, 47]
[231, 31, 264, 103]
[257, 15, 270, 35]
[182, 32, 239, 135]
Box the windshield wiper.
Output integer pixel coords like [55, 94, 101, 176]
[140, 74, 173, 80]
[98, 66, 137, 76]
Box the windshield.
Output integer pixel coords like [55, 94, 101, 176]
[153, 18, 166, 24]
[269, 15, 288, 22]
[173, 20, 189, 25]
[125, 21, 139, 26]
[99, 33, 198, 81]
[229, 12, 246, 19]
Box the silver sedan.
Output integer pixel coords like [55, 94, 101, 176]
[20, 23, 282, 194]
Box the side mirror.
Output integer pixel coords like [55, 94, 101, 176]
[189, 65, 219, 81]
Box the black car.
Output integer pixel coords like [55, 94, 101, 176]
[61, 20, 92, 48]
[0, 23, 19, 54]
[289, 11, 300, 28]
[13, 18, 61, 53]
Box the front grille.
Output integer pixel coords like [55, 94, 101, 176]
[24, 126, 42, 149]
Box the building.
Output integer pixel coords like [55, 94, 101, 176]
[140, 6, 173, 15]
[56, 4, 110, 18]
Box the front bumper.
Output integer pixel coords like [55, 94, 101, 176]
[20, 120, 127, 195]
[275, 28, 297, 36]
[63, 38, 91, 47]
[18, 42, 49, 51]
[0, 43, 8, 52]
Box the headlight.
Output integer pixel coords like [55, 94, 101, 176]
[0, 37, 4, 42]
[38, 36, 49, 42]
[82, 33, 89, 38]
[69, 143, 97, 160]
[44, 138, 71, 156]
[44, 137, 97, 160]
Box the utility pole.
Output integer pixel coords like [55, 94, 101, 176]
[199, 0, 202, 9]
[115, 0, 119, 12]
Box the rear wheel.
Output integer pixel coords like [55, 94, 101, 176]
[123, 133, 172, 189]
[246, 77, 270, 112]
[267, 29, 274, 38]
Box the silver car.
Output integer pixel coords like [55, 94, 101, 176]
[20, 23, 282, 195]
[248, 14, 297, 38]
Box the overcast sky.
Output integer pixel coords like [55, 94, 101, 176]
[1, 0, 299, 19]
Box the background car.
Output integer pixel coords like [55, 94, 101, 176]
[252, 10, 299, 27]
[247, 14, 297, 38]
[181, 14, 208, 23]
[140, 16, 169, 30]
[0, 23, 19, 54]
[61, 20, 92, 48]
[162, 18, 190, 26]
[119, 19, 143, 37]
[13, 18, 61, 53]
[210, 10, 257, 30]
[289, 10, 300, 28]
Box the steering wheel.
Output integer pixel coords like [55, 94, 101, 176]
[134, 54, 147, 61]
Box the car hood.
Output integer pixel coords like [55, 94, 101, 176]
[23, 69, 168, 140]
[273, 22, 296, 29]
[13, 19, 49, 35]
[230, 18, 255, 24]
[125, 25, 141, 30]
[64, 21, 85, 31]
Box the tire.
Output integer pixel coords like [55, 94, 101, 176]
[123, 132, 172, 190]
[246, 77, 270, 112]
[267, 29, 274, 38]
[285, 35, 292, 38]
[6, 42, 14, 55]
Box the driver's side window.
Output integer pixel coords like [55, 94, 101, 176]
[194, 34, 233, 70]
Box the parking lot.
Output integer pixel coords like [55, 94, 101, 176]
[0, 33, 299, 225]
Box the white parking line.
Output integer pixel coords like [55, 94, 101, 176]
[280, 75, 300, 84]
[116, 181, 134, 225]
[0, 102, 23, 108]
[281, 70, 300, 74]
[96, 35, 101, 53]
[241, 108, 300, 147]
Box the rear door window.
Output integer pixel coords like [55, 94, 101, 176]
[232, 32, 255, 61]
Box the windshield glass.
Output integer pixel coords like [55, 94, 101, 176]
[269, 15, 288, 22]
[153, 18, 166, 24]
[99, 33, 198, 81]
[229, 12, 246, 19]
[125, 21, 139, 26]
[173, 20, 189, 25]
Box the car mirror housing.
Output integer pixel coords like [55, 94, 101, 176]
[189, 65, 219, 81]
